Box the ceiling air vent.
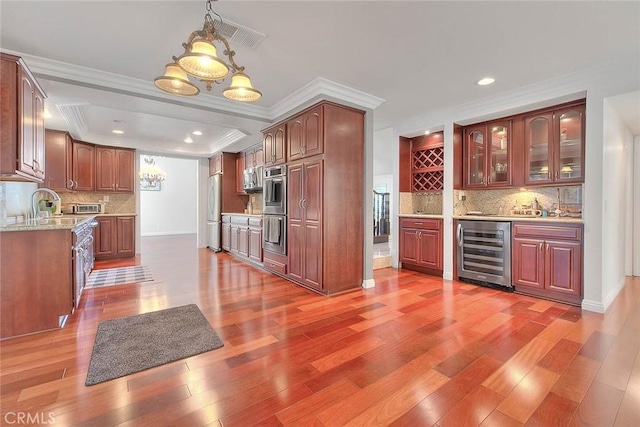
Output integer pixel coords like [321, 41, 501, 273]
[213, 18, 266, 50]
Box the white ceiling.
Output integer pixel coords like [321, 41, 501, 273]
[1, 1, 639, 157]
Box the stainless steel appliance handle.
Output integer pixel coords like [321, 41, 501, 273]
[457, 223, 463, 247]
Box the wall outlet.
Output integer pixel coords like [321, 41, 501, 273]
[458, 191, 466, 201]
[103, 195, 110, 202]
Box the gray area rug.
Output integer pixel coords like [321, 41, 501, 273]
[85, 304, 223, 386]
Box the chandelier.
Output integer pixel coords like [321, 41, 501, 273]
[139, 157, 167, 186]
[154, 0, 262, 102]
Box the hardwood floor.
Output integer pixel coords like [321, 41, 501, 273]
[1, 234, 639, 426]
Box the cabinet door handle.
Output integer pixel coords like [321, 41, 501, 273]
[302, 198, 306, 209]
[555, 171, 559, 180]
[539, 243, 543, 254]
[457, 224, 463, 247]
[418, 231, 422, 240]
[546, 243, 550, 253]
[67, 179, 74, 189]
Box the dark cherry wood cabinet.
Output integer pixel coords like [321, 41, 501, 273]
[43, 129, 72, 191]
[262, 124, 286, 167]
[95, 216, 135, 259]
[512, 222, 583, 305]
[71, 140, 95, 191]
[245, 143, 264, 168]
[222, 214, 262, 264]
[524, 103, 585, 185]
[209, 153, 223, 175]
[464, 120, 512, 188]
[282, 101, 364, 295]
[1, 53, 47, 182]
[288, 159, 323, 291]
[399, 217, 443, 273]
[95, 146, 134, 192]
[408, 132, 444, 192]
[287, 105, 323, 161]
[1, 229, 73, 339]
[235, 152, 246, 194]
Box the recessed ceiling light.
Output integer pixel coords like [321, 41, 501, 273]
[112, 130, 124, 134]
[184, 136, 194, 143]
[192, 130, 203, 136]
[424, 131, 430, 135]
[477, 77, 495, 86]
[43, 108, 52, 119]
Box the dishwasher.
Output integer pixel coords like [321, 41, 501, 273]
[456, 220, 512, 290]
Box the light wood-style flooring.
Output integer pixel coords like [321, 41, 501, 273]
[1, 234, 639, 426]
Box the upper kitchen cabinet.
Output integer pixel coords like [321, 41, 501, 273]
[43, 129, 72, 191]
[209, 153, 223, 175]
[95, 146, 135, 192]
[70, 140, 95, 191]
[464, 120, 512, 188]
[287, 105, 323, 161]
[245, 143, 264, 168]
[524, 103, 585, 185]
[263, 124, 286, 167]
[0, 53, 46, 182]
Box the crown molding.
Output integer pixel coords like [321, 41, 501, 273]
[270, 77, 386, 120]
[6, 50, 385, 127]
[6, 50, 272, 122]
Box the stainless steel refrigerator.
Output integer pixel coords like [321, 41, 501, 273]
[207, 174, 222, 251]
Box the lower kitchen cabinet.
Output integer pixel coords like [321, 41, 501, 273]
[399, 217, 443, 274]
[512, 222, 583, 305]
[95, 216, 135, 259]
[1, 230, 73, 339]
[222, 214, 262, 265]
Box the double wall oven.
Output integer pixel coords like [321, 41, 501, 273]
[263, 165, 287, 254]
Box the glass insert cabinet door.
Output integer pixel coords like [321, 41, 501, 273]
[465, 126, 485, 187]
[489, 122, 510, 186]
[555, 106, 585, 183]
[524, 112, 553, 184]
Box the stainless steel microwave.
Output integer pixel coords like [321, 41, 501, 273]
[242, 166, 263, 193]
[62, 203, 103, 214]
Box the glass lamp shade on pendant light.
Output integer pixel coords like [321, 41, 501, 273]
[154, 62, 200, 96]
[154, 0, 262, 102]
[177, 40, 229, 80]
[223, 72, 262, 102]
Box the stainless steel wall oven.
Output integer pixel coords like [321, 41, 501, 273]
[457, 220, 512, 290]
[263, 165, 286, 215]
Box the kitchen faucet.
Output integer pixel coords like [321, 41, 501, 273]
[31, 188, 62, 217]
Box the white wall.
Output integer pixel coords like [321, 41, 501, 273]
[140, 156, 197, 236]
[635, 136, 640, 276]
[601, 100, 633, 307]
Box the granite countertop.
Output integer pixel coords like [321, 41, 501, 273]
[221, 212, 263, 218]
[453, 214, 583, 223]
[399, 213, 444, 219]
[0, 215, 98, 232]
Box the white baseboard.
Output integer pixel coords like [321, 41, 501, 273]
[362, 278, 375, 289]
[582, 277, 626, 314]
[581, 299, 605, 314]
[603, 277, 626, 311]
[443, 271, 453, 281]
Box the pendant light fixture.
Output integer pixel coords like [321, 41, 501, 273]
[154, 0, 262, 102]
[139, 157, 167, 187]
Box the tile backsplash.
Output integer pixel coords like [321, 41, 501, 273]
[61, 192, 136, 214]
[453, 186, 583, 216]
[399, 192, 443, 215]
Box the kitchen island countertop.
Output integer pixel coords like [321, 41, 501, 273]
[0, 215, 98, 232]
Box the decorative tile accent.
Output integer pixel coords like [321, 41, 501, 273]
[454, 186, 583, 216]
[61, 192, 135, 214]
